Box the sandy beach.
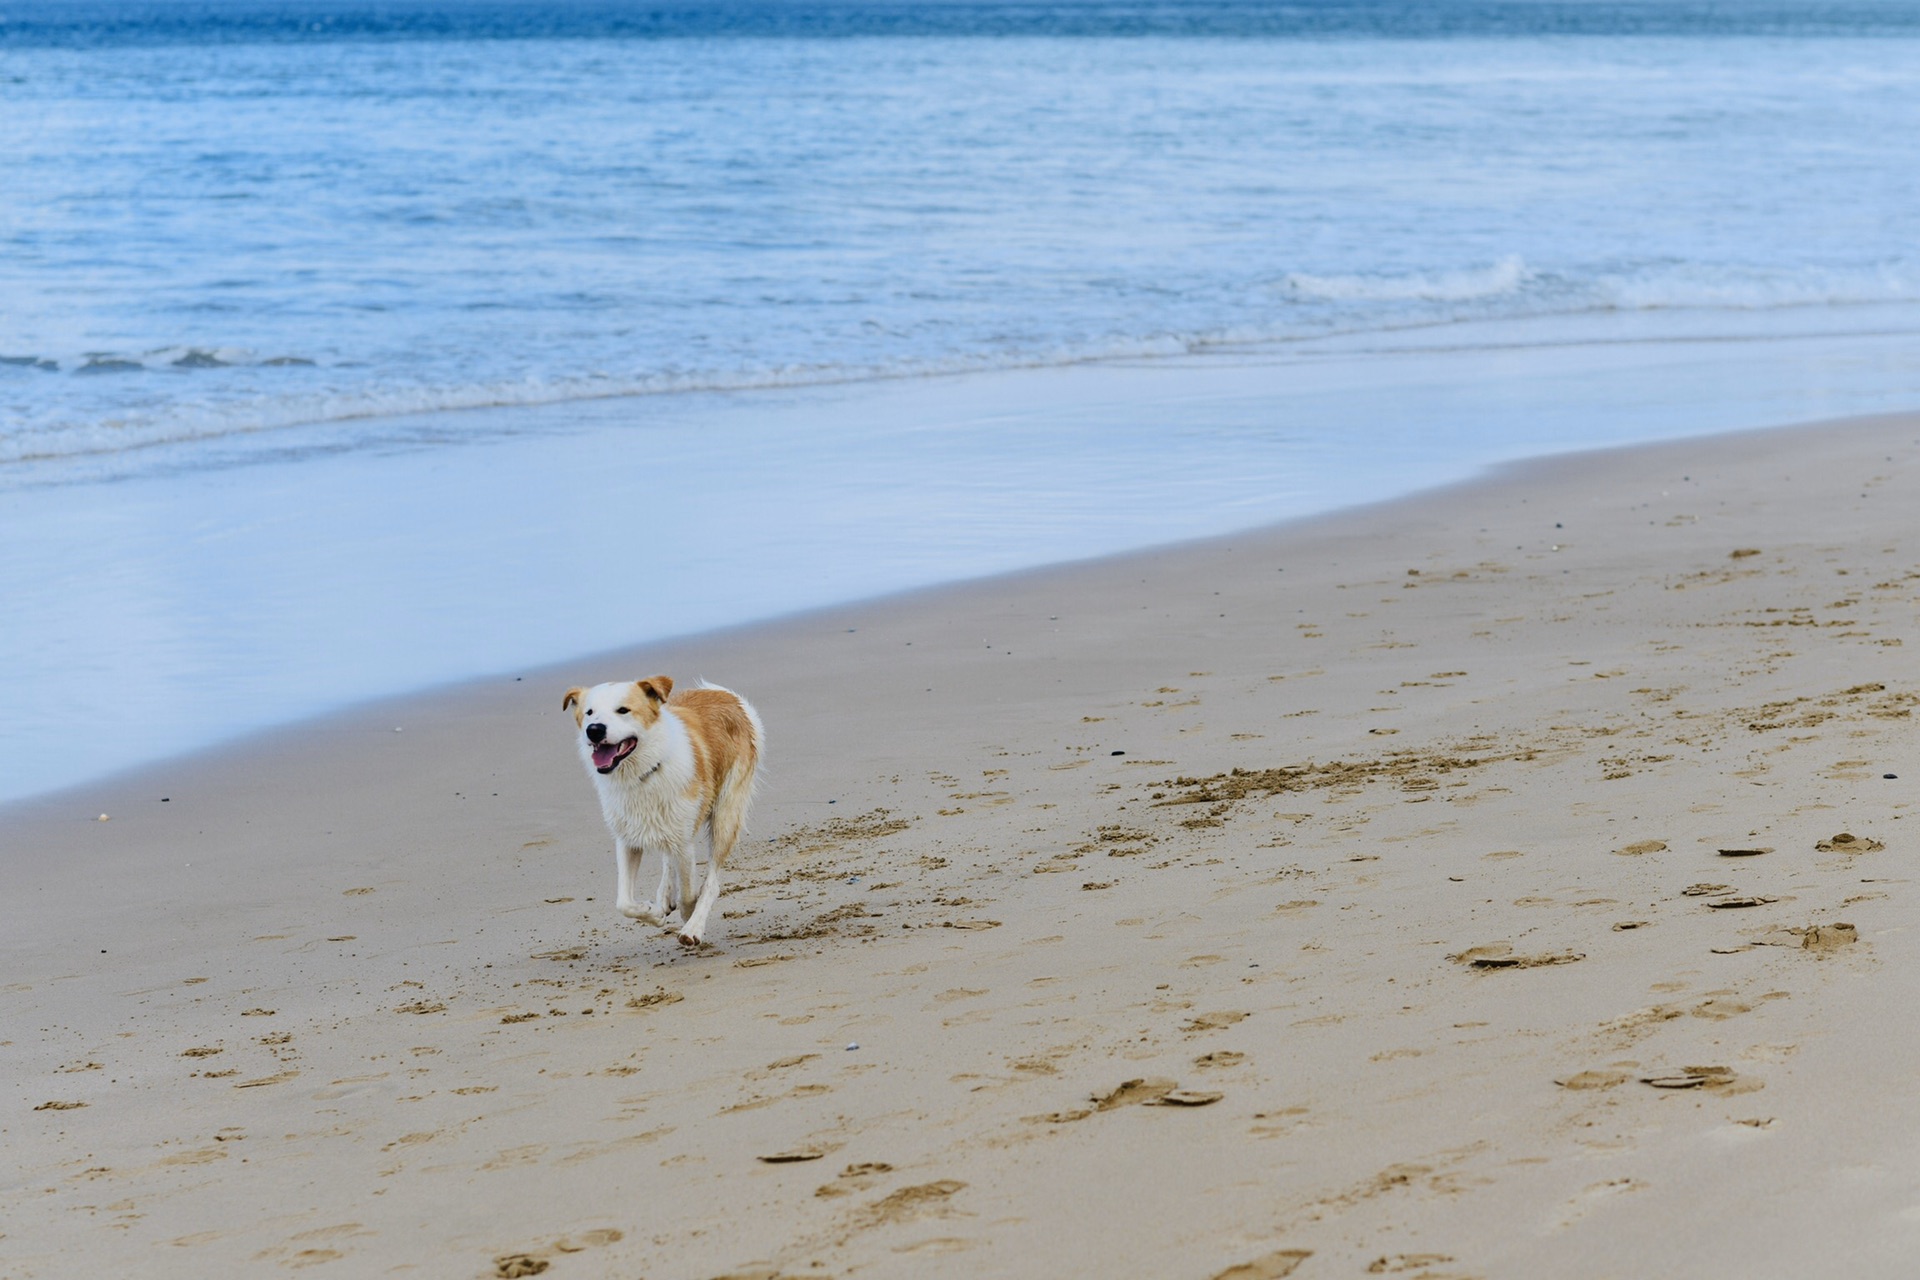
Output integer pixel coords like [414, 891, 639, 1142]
[6, 409, 1920, 1279]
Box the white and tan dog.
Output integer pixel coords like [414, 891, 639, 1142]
[562, 676, 763, 947]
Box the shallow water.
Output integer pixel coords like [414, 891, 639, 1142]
[6, 318, 1920, 805]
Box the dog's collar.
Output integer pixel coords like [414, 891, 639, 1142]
[633, 758, 663, 782]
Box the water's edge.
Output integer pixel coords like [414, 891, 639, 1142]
[7, 398, 1912, 826]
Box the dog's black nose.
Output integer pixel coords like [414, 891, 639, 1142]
[586, 722, 606, 743]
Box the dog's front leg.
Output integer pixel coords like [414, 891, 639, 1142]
[649, 852, 675, 921]
[670, 844, 704, 946]
[615, 842, 666, 926]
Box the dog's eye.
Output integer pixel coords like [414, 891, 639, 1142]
[616, 706, 630, 715]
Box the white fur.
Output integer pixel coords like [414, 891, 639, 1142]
[570, 679, 762, 947]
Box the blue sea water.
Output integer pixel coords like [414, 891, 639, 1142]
[5, 1, 1920, 803]
[7, 3, 1920, 464]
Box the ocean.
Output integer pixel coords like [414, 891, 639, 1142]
[5, 0, 1920, 803]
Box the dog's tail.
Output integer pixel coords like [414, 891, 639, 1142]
[704, 684, 763, 868]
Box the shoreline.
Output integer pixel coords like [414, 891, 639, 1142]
[8, 406, 1920, 1274]
[14, 301, 1920, 480]
[8, 308, 1920, 808]
[15, 301, 1920, 491]
[0, 401, 1899, 827]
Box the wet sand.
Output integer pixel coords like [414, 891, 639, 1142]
[6, 410, 1920, 1278]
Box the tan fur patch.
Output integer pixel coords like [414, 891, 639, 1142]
[623, 681, 665, 727]
[673, 686, 759, 804]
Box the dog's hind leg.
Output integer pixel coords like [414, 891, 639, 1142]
[707, 761, 755, 871]
[615, 842, 666, 926]
[678, 761, 755, 947]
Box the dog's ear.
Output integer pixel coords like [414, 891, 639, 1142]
[562, 686, 584, 713]
[637, 675, 674, 704]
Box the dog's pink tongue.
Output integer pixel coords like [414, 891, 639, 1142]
[592, 742, 621, 769]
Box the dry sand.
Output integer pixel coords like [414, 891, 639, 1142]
[6, 411, 1920, 1279]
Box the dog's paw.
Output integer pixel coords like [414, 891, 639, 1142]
[618, 904, 667, 926]
[676, 930, 703, 948]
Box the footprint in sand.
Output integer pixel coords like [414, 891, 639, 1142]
[719, 1083, 831, 1115]
[381, 1131, 438, 1153]
[1183, 1010, 1250, 1033]
[1798, 922, 1858, 952]
[1449, 944, 1582, 969]
[844, 1179, 967, 1232]
[553, 1230, 623, 1252]
[815, 1161, 894, 1198]
[1031, 1077, 1179, 1123]
[626, 989, 683, 1009]
[1640, 1065, 1762, 1094]
[1817, 832, 1884, 852]
[1194, 1051, 1246, 1069]
[1368, 1257, 1456, 1275]
[1691, 995, 1752, 1020]
[1082, 1078, 1224, 1109]
[1092, 1077, 1178, 1110]
[757, 1147, 832, 1164]
[482, 1145, 548, 1171]
[1210, 1249, 1313, 1280]
[491, 1228, 623, 1276]
[286, 1248, 343, 1267]
[1027, 1107, 1094, 1124]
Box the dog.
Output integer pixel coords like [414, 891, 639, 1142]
[562, 675, 763, 947]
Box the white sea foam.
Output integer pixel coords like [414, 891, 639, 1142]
[1284, 256, 1534, 303]
[1593, 261, 1920, 311]
[9, 264, 1920, 470]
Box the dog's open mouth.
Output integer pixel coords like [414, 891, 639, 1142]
[592, 737, 638, 774]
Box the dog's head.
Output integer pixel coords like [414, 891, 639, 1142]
[563, 676, 674, 775]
